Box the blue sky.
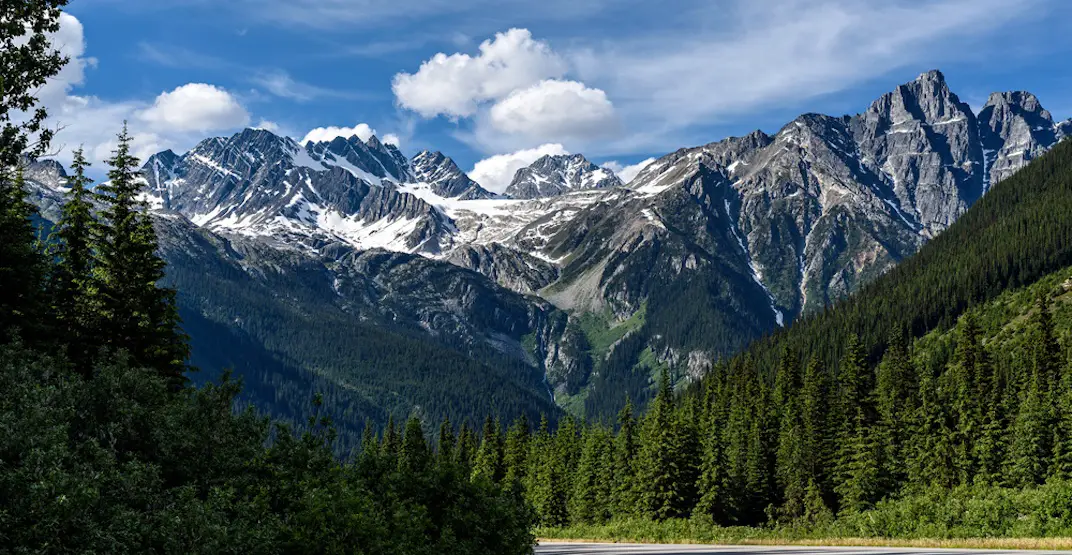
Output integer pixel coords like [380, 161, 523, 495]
[45, 0, 1072, 189]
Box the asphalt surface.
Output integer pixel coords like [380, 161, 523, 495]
[535, 544, 1070, 555]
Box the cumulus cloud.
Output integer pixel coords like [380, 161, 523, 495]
[488, 79, 616, 140]
[392, 28, 567, 119]
[137, 84, 250, 133]
[253, 119, 281, 132]
[468, 143, 569, 193]
[300, 123, 381, 145]
[383, 133, 401, 146]
[603, 157, 656, 184]
[35, 15, 254, 169]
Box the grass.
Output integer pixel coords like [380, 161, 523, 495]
[575, 303, 647, 365]
[537, 519, 1072, 550]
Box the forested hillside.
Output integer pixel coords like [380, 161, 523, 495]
[453, 138, 1072, 534]
[0, 4, 535, 551]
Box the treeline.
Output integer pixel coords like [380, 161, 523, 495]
[468, 295, 1072, 528]
[0, 3, 534, 551]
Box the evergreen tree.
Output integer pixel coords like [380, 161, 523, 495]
[46, 148, 97, 371]
[569, 425, 614, 524]
[380, 416, 400, 459]
[635, 368, 696, 520]
[0, 165, 46, 342]
[93, 126, 188, 386]
[874, 328, 918, 493]
[834, 335, 881, 513]
[471, 416, 504, 483]
[399, 416, 429, 473]
[437, 417, 456, 465]
[696, 369, 730, 522]
[800, 356, 832, 509]
[455, 422, 478, 471]
[360, 418, 378, 456]
[775, 350, 809, 520]
[502, 415, 530, 486]
[612, 398, 639, 518]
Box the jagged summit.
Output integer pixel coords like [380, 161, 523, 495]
[504, 153, 623, 199]
[410, 150, 494, 200]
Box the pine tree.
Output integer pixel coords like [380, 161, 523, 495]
[635, 367, 696, 520]
[696, 370, 729, 522]
[502, 415, 530, 486]
[437, 417, 456, 465]
[569, 425, 613, 524]
[874, 328, 918, 493]
[775, 349, 809, 520]
[834, 335, 881, 513]
[471, 416, 504, 483]
[455, 422, 478, 471]
[0, 165, 46, 342]
[399, 416, 429, 473]
[380, 416, 400, 459]
[93, 126, 188, 386]
[46, 148, 97, 371]
[360, 418, 378, 456]
[612, 398, 639, 518]
[800, 356, 833, 509]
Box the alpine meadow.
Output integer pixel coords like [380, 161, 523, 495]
[5, 0, 1072, 553]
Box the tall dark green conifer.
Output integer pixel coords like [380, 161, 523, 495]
[46, 148, 97, 370]
[612, 397, 639, 518]
[93, 126, 188, 386]
[834, 335, 881, 513]
[471, 416, 504, 483]
[0, 165, 46, 341]
[503, 415, 530, 486]
[399, 416, 429, 473]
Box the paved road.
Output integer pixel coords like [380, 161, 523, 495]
[535, 543, 1069, 555]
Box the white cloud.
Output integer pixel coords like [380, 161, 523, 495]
[137, 84, 250, 133]
[383, 133, 401, 147]
[34, 15, 254, 169]
[251, 70, 363, 102]
[603, 157, 656, 184]
[468, 143, 568, 193]
[300, 123, 380, 145]
[253, 119, 281, 132]
[570, 0, 1046, 152]
[488, 79, 616, 140]
[392, 28, 567, 119]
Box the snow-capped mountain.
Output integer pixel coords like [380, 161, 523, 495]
[24, 69, 1072, 419]
[410, 150, 495, 200]
[503, 153, 623, 199]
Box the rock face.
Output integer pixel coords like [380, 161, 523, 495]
[504, 154, 623, 199]
[410, 150, 494, 199]
[979, 91, 1066, 186]
[141, 128, 453, 254]
[24, 69, 1072, 420]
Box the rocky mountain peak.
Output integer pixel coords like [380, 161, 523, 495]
[23, 158, 68, 188]
[410, 150, 493, 199]
[504, 153, 623, 199]
[979, 90, 1062, 186]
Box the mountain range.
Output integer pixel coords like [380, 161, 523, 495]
[24, 69, 1072, 429]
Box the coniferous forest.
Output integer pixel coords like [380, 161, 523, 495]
[9, 0, 1072, 551]
[0, 2, 533, 552]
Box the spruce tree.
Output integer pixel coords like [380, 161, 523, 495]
[612, 397, 639, 518]
[635, 367, 696, 520]
[0, 165, 46, 342]
[93, 126, 188, 386]
[399, 416, 429, 473]
[502, 415, 530, 486]
[455, 422, 478, 471]
[360, 418, 378, 456]
[800, 356, 832, 508]
[46, 148, 97, 371]
[775, 350, 809, 520]
[569, 425, 613, 524]
[874, 328, 918, 493]
[437, 417, 456, 465]
[834, 335, 882, 513]
[471, 416, 504, 483]
[696, 371, 729, 522]
[380, 416, 400, 460]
